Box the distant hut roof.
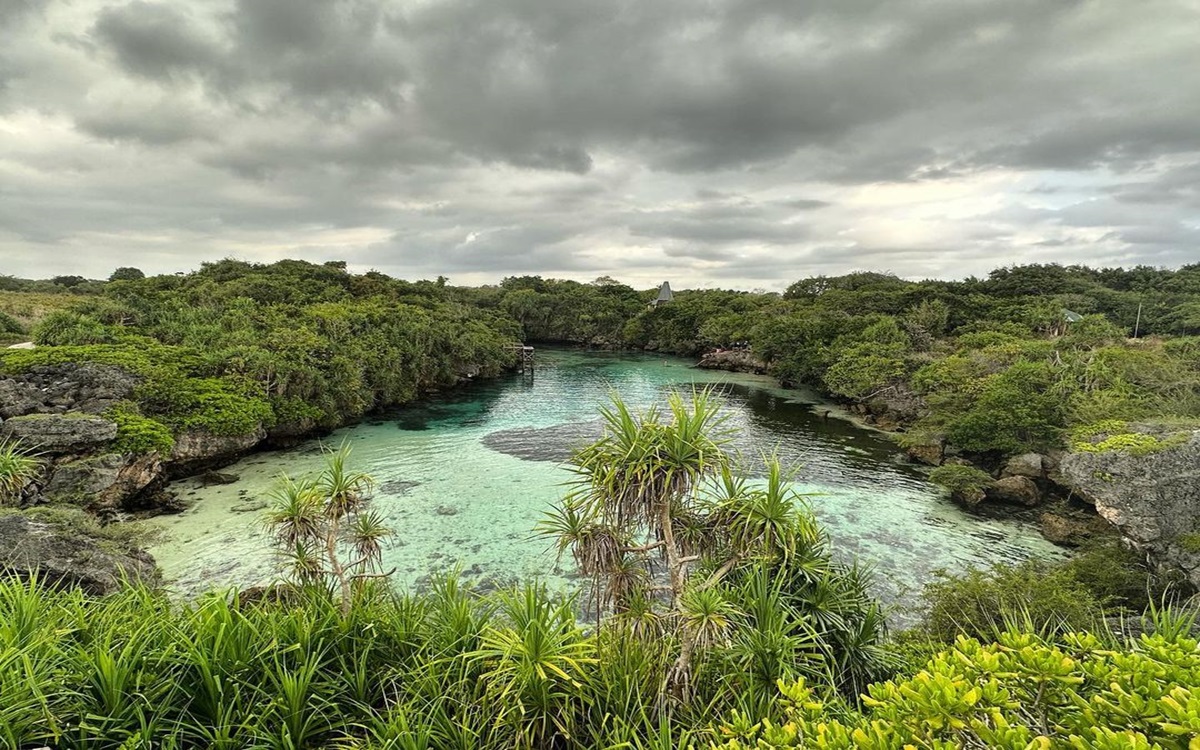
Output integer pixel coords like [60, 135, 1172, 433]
[655, 281, 673, 303]
[1062, 309, 1084, 323]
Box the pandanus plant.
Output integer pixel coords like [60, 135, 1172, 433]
[0, 439, 41, 506]
[263, 444, 392, 614]
[542, 389, 837, 704]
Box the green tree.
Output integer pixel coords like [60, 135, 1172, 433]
[263, 445, 392, 614]
[108, 267, 145, 282]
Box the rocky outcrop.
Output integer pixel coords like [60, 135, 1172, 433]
[0, 511, 159, 594]
[0, 414, 118, 454]
[41, 453, 164, 511]
[0, 363, 139, 417]
[1039, 511, 1111, 546]
[168, 427, 267, 476]
[862, 384, 926, 432]
[696, 349, 768, 374]
[1060, 429, 1200, 588]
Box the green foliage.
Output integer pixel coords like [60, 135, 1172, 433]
[0, 311, 23, 335]
[822, 318, 911, 399]
[4, 261, 522, 452]
[33, 310, 119, 346]
[107, 267, 145, 282]
[0, 439, 42, 505]
[542, 391, 893, 707]
[1062, 540, 1168, 613]
[107, 403, 175, 455]
[1177, 534, 1200, 554]
[927, 465, 993, 494]
[941, 361, 1064, 454]
[919, 561, 1102, 642]
[1071, 422, 1190, 456]
[716, 626, 1200, 749]
[262, 445, 389, 614]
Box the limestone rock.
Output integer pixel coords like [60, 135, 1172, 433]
[0, 414, 117, 454]
[905, 442, 944, 466]
[43, 453, 165, 510]
[863, 383, 925, 429]
[0, 511, 159, 594]
[1002, 453, 1047, 479]
[696, 349, 768, 375]
[1039, 512, 1103, 546]
[0, 378, 45, 418]
[986, 475, 1042, 506]
[1060, 429, 1200, 588]
[0, 363, 139, 417]
[169, 427, 266, 475]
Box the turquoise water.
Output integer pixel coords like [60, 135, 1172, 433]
[147, 349, 1063, 620]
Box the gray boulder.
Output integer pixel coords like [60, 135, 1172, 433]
[0, 511, 159, 594]
[1002, 453, 1047, 479]
[696, 349, 768, 375]
[169, 427, 266, 475]
[0, 413, 117, 454]
[1060, 429, 1200, 587]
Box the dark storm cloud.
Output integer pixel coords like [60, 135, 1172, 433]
[92, 2, 221, 80]
[1, 0, 1198, 283]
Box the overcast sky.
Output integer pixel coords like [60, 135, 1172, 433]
[1, 0, 1198, 289]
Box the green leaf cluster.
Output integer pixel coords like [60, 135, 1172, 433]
[718, 621, 1200, 750]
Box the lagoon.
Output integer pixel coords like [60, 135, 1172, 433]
[147, 349, 1063, 620]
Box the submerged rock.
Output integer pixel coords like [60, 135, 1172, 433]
[0, 511, 159, 594]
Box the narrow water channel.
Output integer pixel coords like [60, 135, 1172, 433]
[147, 349, 1064, 620]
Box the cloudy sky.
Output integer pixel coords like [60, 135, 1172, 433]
[1, 0, 1198, 289]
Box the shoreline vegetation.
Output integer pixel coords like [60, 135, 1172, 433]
[2, 259, 1200, 747]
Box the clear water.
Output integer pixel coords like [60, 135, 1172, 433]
[146, 349, 1063, 621]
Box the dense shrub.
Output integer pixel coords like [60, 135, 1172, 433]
[717, 623, 1200, 749]
[927, 465, 994, 494]
[919, 561, 1102, 642]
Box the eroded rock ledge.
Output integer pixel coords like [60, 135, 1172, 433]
[1060, 428, 1200, 588]
[0, 511, 159, 595]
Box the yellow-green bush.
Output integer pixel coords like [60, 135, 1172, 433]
[715, 627, 1200, 749]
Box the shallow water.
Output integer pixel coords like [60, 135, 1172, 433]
[147, 349, 1064, 620]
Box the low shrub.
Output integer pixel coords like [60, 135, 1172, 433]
[716, 625, 1200, 749]
[919, 560, 1102, 642]
[927, 464, 993, 493]
[107, 403, 176, 456]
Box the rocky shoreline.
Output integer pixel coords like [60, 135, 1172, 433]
[782, 367, 1200, 591]
[0, 359, 510, 591]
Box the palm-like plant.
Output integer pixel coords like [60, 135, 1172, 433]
[468, 584, 597, 749]
[262, 443, 391, 614]
[0, 439, 41, 505]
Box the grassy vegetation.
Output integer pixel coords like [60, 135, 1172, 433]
[927, 465, 994, 494]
